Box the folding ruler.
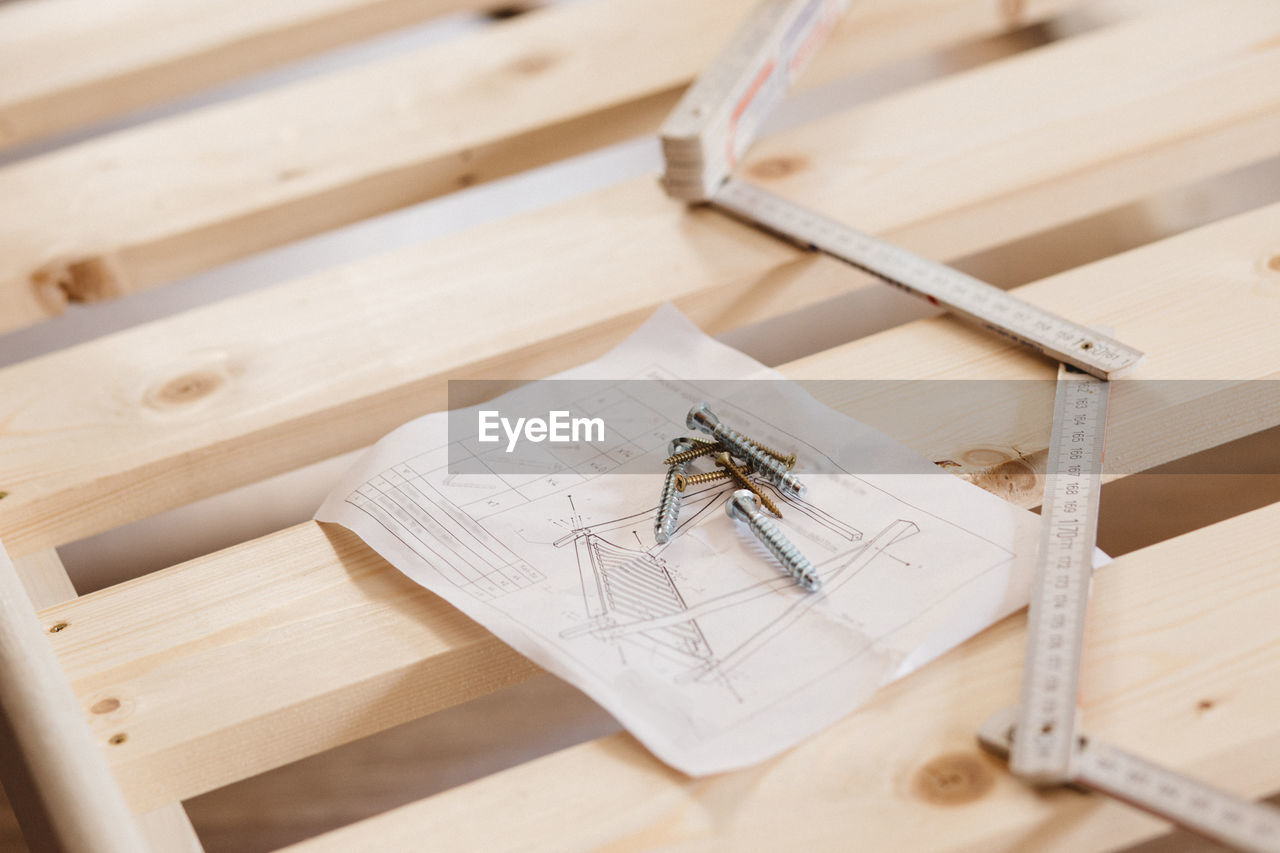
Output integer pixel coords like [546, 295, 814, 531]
[660, 3, 1280, 848]
[999, 363, 1280, 853]
[1013, 363, 1109, 784]
[980, 707, 1280, 853]
[660, 0, 1144, 380]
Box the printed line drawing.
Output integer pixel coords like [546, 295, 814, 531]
[338, 374, 1016, 719]
[555, 482, 918, 692]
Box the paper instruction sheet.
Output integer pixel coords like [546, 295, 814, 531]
[316, 305, 1046, 775]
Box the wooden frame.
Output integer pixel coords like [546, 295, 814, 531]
[1, 0, 1277, 849]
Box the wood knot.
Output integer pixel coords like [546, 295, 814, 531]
[961, 447, 1012, 467]
[508, 53, 557, 75]
[748, 155, 809, 181]
[87, 692, 134, 722]
[1196, 698, 1216, 713]
[145, 368, 228, 409]
[912, 753, 995, 805]
[31, 255, 127, 305]
[966, 456, 1039, 501]
[1000, 0, 1026, 23]
[487, 3, 535, 19]
[1265, 254, 1280, 273]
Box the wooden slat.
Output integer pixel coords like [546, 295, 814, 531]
[3, 0, 1279, 558]
[0, 0, 1097, 334]
[0, 547, 148, 852]
[0, 552, 205, 852]
[0, 0, 495, 153]
[0, 551, 84, 852]
[281, 499, 1280, 853]
[39, 198, 1280, 809]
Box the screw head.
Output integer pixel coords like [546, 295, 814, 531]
[686, 402, 719, 433]
[668, 436, 697, 456]
[726, 489, 759, 522]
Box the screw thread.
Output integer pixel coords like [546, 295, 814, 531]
[675, 469, 731, 491]
[743, 438, 797, 469]
[744, 512, 821, 592]
[664, 440, 720, 466]
[713, 425, 806, 497]
[718, 457, 783, 517]
[654, 462, 686, 544]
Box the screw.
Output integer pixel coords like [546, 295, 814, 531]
[687, 403, 806, 498]
[726, 490, 820, 592]
[743, 438, 796, 470]
[676, 468, 731, 491]
[663, 436, 720, 466]
[675, 468, 731, 491]
[655, 438, 696, 544]
[715, 452, 783, 518]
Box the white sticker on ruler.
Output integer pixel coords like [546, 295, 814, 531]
[660, 0, 849, 201]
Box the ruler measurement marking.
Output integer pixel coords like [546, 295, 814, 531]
[979, 711, 1280, 853]
[1080, 740, 1280, 853]
[1011, 366, 1109, 783]
[711, 178, 1144, 379]
[658, 3, 1272, 844]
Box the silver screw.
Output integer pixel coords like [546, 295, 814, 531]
[686, 403, 806, 498]
[726, 490, 820, 592]
[655, 437, 696, 544]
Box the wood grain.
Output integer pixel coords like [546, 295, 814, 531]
[34, 198, 1280, 809]
[282, 499, 1280, 852]
[0, 547, 148, 852]
[0, 0, 496, 152]
[0, 550, 204, 851]
[0, 0, 1101, 333]
[4, 0, 1279, 557]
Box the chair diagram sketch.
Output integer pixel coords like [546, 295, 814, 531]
[321, 318, 1033, 773]
[555, 481, 920, 693]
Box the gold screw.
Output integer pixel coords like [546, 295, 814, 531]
[664, 438, 721, 466]
[744, 438, 796, 469]
[715, 452, 783, 517]
[675, 469, 731, 491]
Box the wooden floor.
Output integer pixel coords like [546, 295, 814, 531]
[2, 0, 1278, 849]
[2, 435, 1274, 852]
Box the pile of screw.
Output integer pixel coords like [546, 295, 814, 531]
[653, 403, 821, 593]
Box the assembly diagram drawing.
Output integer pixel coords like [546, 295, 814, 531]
[316, 308, 1044, 774]
[553, 481, 921, 698]
[340, 379, 1017, 707]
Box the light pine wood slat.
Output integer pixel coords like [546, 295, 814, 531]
[3, 0, 1279, 558]
[282, 499, 1280, 853]
[0, 0, 1102, 333]
[0, 548, 149, 852]
[0, 552, 205, 852]
[0, 0, 497, 153]
[37, 198, 1280, 809]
